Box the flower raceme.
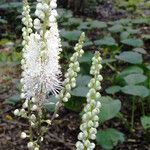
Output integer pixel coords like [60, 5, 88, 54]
[21, 0, 62, 101]
[76, 52, 103, 150]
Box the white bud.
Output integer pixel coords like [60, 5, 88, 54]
[31, 114, 36, 121]
[46, 120, 51, 125]
[20, 93, 25, 99]
[23, 101, 28, 108]
[49, 15, 56, 23]
[36, 3, 43, 10]
[21, 132, 27, 139]
[14, 109, 20, 116]
[78, 132, 84, 140]
[27, 142, 34, 148]
[50, 1, 57, 9]
[34, 18, 40, 27]
[76, 141, 84, 149]
[34, 147, 39, 150]
[31, 105, 38, 111]
[43, 3, 49, 11]
[51, 9, 58, 17]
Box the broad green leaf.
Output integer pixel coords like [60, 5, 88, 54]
[121, 85, 149, 97]
[84, 41, 93, 47]
[109, 24, 124, 33]
[132, 18, 148, 24]
[0, 2, 22, 10]
[115, 66, 144, 85]
[64, 96, 86, 112]
[5, 95, 21, 105]
[121, 38, 144, 47]
[117, 18, 131, 24]
[120, 31, 130, 40]
[133, 48, 147, 54]
[94, 36, 118, 47]
[71, 86, 89, 97]
[124, 74, 147, 85]
[60, 30, 81, 41]
[102, 58, 116, 64]
[106, 86, 121, 94]
[76, 75, 92, 86]
[98, 96, 121, 123]
[96, 128, 125, 150]
[90, 20, 107, 28]
[141, 116, 150, 129]
[126, 28, 139, 34]
[77, 22, 91, 30]
[44, 96, 58, 112]
[142, 34, 150, 40]
[116, 51, 143, 64]
[79, 52, 93, 63]
[120, 66, 144, 76]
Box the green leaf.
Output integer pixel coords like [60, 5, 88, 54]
[142, 34, 150, 40]
[133, 48, 147, 54]
[5, 95, 21, 105]
[94, 36, 118, 47]
[141, 116, 150, 129]
[77, 22, 91, 30]
[120, 31, 130, 40]
[76, 75, 92, 86]
[116, 51, 143, 64]
[106, 86, 121, 94]
[120, 66, 144, 76]
[117, 18, 131, 25]
[115, 66, 144, 85]
[124, 74, 147, 85]
[91, 20, 107, 28]
[64, 96, 85, 112]
[44, 96, 58, 112]
[79, 52, 93, 63]
[126, 28, 139, 34]
[60, 30, 82, 41]
[109, 24, 124, 33]
[98, 96, 121, 123]
[102, 58, 116, 64]
[121, 38, 144, 47]
[132, 18, 148, 24]
[121, 85, 149, 97]
[71, 86, 89, 97]
[96, 128, 125, 150]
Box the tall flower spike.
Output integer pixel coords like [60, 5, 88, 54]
[22, 0, 33, 51]
[21, 0, 62, 101]
[58, 32, 85, 103]
[76, 51, 103, 150]
[50, 32, 85, 121]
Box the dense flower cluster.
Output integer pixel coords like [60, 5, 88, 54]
[14, 0, 62, 149]
[58, 33, 85, 103]
[76, 52, 103, 150]
[20, 0, 62, 102]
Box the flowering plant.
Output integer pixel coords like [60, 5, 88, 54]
[14, 0, 103, 149]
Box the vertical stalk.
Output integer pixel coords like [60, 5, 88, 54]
[131, 97, 135, 130]
[28, 101, 33, 142]
[141, 98, 145, 116]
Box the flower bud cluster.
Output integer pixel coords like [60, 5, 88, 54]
[34, 0, 58, 30]
[57, 33, 85, 103]
[76, 52, 103, 150]
[22, 0, 33, 49]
